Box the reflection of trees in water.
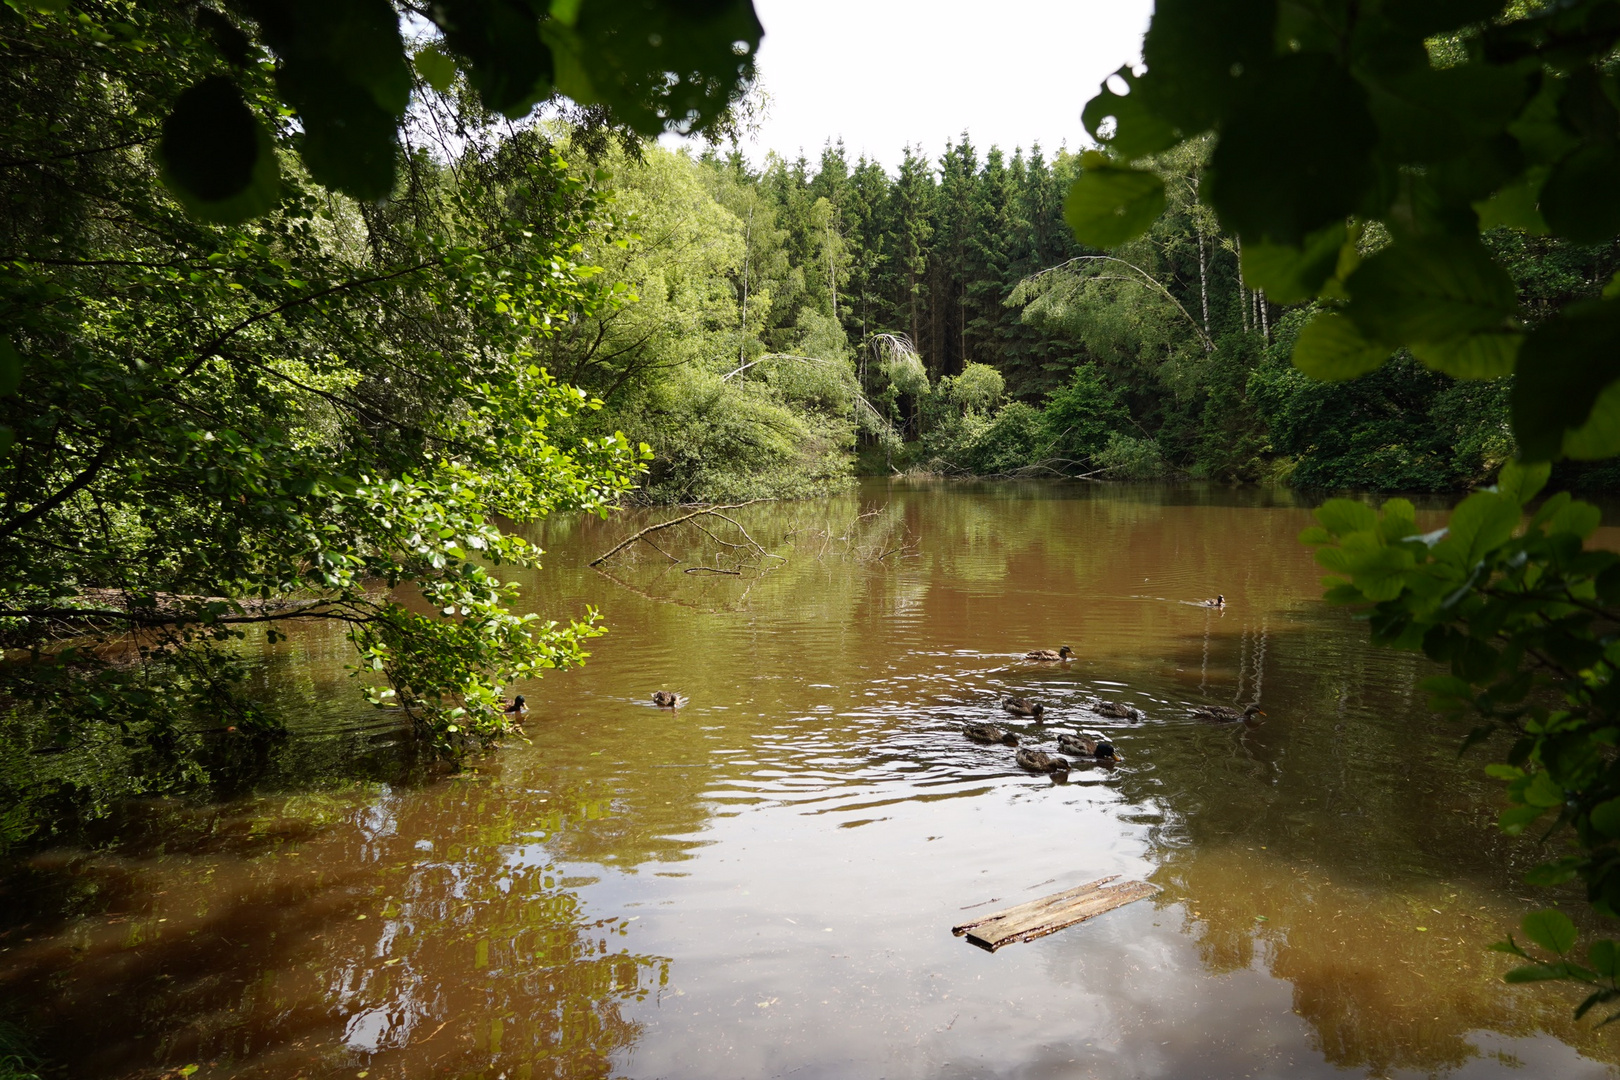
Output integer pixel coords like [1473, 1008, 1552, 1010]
[0, 778, 667, 1079]
[1117, 611, 1620, 1073]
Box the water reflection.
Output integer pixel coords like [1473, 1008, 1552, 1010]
[3, 480, 1619, 1079]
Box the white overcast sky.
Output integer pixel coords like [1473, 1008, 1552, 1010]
[686, 0, 1154, 173]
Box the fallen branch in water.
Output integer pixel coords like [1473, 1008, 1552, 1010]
[684, 566, 741, 575]
[588, 500, 768, 567]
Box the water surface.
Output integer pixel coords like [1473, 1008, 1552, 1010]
[4, 480, 1618, 1079]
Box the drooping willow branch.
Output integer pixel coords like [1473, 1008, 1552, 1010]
[1013, 256, 1215, 352]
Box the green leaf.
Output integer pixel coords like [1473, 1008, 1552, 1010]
[1239, 222, 1348, 305]
[1499, 803, 1546, 834]
[1547, 499, 1602, 539]
[1474, 168, 1549, 233]
[1082, 66, 1180, 160]
[1542, 142, 1620, 244]
[1522, 769, 1565, 809]
[1522, 909, 1578, 955]
[157, 76, 282, 223]
[414, 44, 457, 93]
[1410, 331, 1521, 380]
[1590, 798, 1620, 838]
[1315, 498, 1377, 537]
[1364, 60, 1532, 166]
[1206, 53, 1379, 244]
[1588, 939, 1620, 978]
[1524, 860, 1579, 886]
[1138, 0, 1277, 132]
[1291, 312, 1391, 381]
[1440, 490, 1520, 567]
[1505, 962, 1570, 983]
[1063, 160, 1166, 248]
[1494, 459, 1551, 504]
[1511, 298, 1620, 461]
[1345, 236, 1517, 348]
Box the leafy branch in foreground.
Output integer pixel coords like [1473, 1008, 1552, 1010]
[1304, 460, 1620, 1016]
[1073, 0, 1620, 462]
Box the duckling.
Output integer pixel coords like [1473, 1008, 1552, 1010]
[963, 723, 1019, 747]
[1057, 733, 1120, 762]
[1093, 700, 1145, 722]
[1192, 702, 1265, 723]
[652, 690, 679, 708]
[1015, 747, 1071, 775]
[503, 694, 528, 719]
[1003, 697, 1045, 719]
[1025, 645, 1075, 661]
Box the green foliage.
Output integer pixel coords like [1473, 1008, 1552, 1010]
[1304, 461, 1620, 1018]
[1078, 0, 1620, 464]
[1, 0, 650, 838]
[1039, 364, 1130, 462]
[1094, 432, 1168, 480]
[27, 0, 763, 221]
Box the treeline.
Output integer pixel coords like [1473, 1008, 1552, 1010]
[582, 137, 1620, 495]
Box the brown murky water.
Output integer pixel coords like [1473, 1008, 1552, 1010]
[5, 480, 1620, 1079]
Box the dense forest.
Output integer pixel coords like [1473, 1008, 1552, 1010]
[564, 136, 1620, 497]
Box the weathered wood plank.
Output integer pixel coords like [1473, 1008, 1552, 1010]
[952, 876, 1118, 935]
[952, 877, 1158, 952]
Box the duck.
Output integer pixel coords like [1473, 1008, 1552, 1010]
[1015, 747, 1071, 775]
[503, 694, 528, 719]
[1192, 703, 1266, 723]
[1197, 594, 1225, 608]
[963, 723, 1019, 746]
[1025, 646, 1074, 661]
[1057, 732, 1120, 762]
[1003, 697, 1045, 719]
[1092, 700, 1145, 722]
[652, 690, 679, 708]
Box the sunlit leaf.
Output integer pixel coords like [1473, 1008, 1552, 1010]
[1410, 332, 1521, 380]
[414, 44, 457, 93]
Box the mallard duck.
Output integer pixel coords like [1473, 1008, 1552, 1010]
[1057, 733, 1120, 761]
[1003, 697, 1045, 719]
[1192, 702, 1265, 723]
[652, 690, 679, 708]
[963, 723, 1019, 746]
[503, 694, 528, 718]
[1025, 646, 1075, 661]
[1197, 594, 1225, 608]
[1015, 747, 1071, 774]
[1093, 700, 1145, 722]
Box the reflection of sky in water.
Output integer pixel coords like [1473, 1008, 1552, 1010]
[4, 480, 1620, 1079]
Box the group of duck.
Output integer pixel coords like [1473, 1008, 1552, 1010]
[961, 641, 1264, 779]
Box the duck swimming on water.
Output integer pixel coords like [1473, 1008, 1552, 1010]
[1057, 732, 1120, 762]
[1192, 703, 1265, 723]
[963, 723, 1019, 746]
[1003, 697, 1045, 719]
[1092, 700, 1145, 722]
[652, 691, 680, 708]
[1015, 747, 1071, 775]
[1025, 646, 1074, 661]
[1197, 594, 1225, 608]
[503, 694, 528, 719]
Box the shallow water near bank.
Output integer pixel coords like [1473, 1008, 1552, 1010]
[4, 479, 1620, 1079]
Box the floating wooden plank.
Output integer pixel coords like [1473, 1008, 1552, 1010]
[951, 875, 1159, 951]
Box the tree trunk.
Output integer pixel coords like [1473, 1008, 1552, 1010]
[1258, 289, 1270, 342]
[738, 204, 753, 367]
[1197, 227, 1212, 352]
[1234, 236, 1249, 334]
